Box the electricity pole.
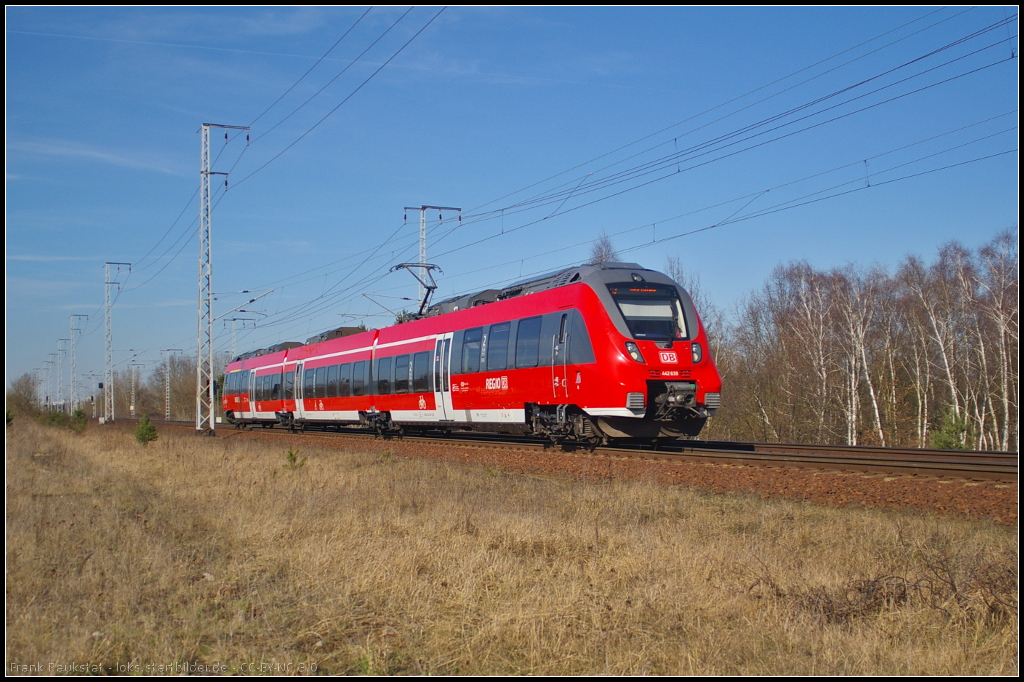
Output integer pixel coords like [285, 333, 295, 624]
[404, 205, 461, 303]
[57, 339, 69, 413]
[44, 356, 56, 410]
[31, 369, 42, 410]
[224, 318, 257, 359]
[197, 122, 248, 435]
[130, 363, 145, 419]
[70, 315, 87, 414]
[162, 349, 182, 421]
[104, 262, 130, 422]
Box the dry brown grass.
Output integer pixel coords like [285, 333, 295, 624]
[6, 419, 1018, 675]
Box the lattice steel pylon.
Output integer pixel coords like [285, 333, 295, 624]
[162, 349, 182, 421]
[104, 262, 130, 422]
[70, 315, 87, 414]
[57, 339, 68, 413]
[197, 123, 248, 434]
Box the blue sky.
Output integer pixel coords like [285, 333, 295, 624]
[6, 7, 1018, 393]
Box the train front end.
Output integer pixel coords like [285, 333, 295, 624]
[577, 264, 722, 440]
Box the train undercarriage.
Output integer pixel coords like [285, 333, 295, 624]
[226, 396, 711, 447]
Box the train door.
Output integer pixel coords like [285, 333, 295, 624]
[552, 312, 570, 401]
[433, 333, 454, 420]
[293, 361, 306, 421]
[248, 370, 257, 416]
[238, 369, 251, 417]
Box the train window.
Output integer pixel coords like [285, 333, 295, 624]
[516, 316, 543, 368]
[413, 352, 430, 392]
[559, 314, 568, 344]
[607, 283, 689, 341]
[339, 363, 352, 397]
[568, 311, 596, 364]
[434, 340, 443, 390]
[284, 371, 295, 399]
[271, 373, 282, 400]
[442, 338, 451, 392]
[303, 369, 314, 399]
[377, 357, 393, 395]
[394, 355, 410, 393]
[539, 313, 561, 366]
[352, 361, 366, 396]
[463, 328, 483, 373]
[327, 365, 339, 398]
[313, 367, 326, 399]
[487, 322, 511, 371]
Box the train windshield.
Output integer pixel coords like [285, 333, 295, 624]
[607, 284, 689, 341]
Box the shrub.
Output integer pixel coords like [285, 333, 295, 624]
[38, 411, 69, 428]
[135, 415, 158, 446]
[69, 409, 88, 433]
[283, 446, 306, 470]
[930, 410, 969, 450]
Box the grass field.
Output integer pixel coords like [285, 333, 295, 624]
[6, 419, 1017, 675]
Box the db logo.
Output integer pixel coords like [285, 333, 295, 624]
[659, 351, 678, 364]
[418, 395, 426, 410]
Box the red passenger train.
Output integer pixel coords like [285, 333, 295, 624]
[221, 262, 722, 444]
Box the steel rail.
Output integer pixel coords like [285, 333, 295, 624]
[142, 419, 1018, 482]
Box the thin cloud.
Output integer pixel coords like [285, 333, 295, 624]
[7, 254, 99, 262]
[8, 139, 186, 176]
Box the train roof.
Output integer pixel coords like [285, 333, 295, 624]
[231, 261, 668, 364]
[426, 261, 650, 316]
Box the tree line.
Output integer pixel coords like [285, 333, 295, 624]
[688, 230, 1017, 451]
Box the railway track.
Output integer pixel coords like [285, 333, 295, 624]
[147, 419, 1017, 482]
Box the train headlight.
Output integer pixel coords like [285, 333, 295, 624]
[691, 342, 703, 363]
[624, 341, 645, 363]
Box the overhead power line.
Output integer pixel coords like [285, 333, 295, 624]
[233, 7, 447, 189]
[249, 7, 375, 128]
